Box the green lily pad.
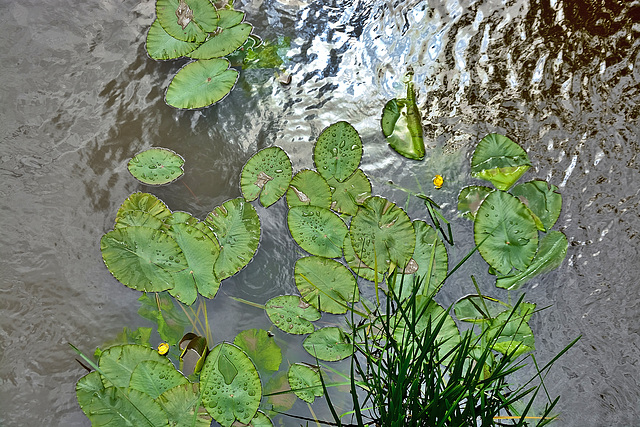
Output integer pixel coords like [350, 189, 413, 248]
[313, 121, 363, 183]
[474, 190, 539, 275]
[381, 81, 425, 160]
[217, 9, 245, 28]
[189, 23, 253, 59]
[471, 134, 531, 191]
[100, 226, 187, 292]
[343, 233, 384, 283]
[294, 256, 359, 314]
[200, 342, 262, 426]
[128, 148, 185, 186]
[205, 198, 261, 281]
[325, 168, 372, 216]
[165, 58, 239, 109]
[302, 327, 353, 362]
[454, 295, 508, 324]
[98, 344, 172, 389]
[496, 231, 568, 290]
[156, 0, 218, 43]
[264, 295, 321, 335]
[146, 19, 200, 60]
[287, 364, 323, 403]
[287, 205, 347, 258]
[114, 192, 172, 230]
[488, 309, 535, 357]
[233, 329, 282, 376]
[129, 360, 189, 399]
[241, 411, 273, 427]
[240, 146, 292, 207]
[511, 180, 562, 231]
[457, 186, 493, 220]
[157, 383, 212, 427]
[286, 169, 332, 209]
[350, 196, 415, 273]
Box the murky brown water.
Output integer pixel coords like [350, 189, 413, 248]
[1, 0, 639, 425]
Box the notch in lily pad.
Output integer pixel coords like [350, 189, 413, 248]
[128, 148, 185, 186]
[240, 146, 292, 207]
[471, 134, 531, 191]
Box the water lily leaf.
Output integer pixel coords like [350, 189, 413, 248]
[511, 180, 562, 231]
[325, 168, 372, 216]
[189, 23, 253, 59]
[165, 58, 238, 109]
[157, 383, 212, 427]
[264, 371, 296, 413]
[286, 169, 332, 209]
[205, 198, 261, 281]
[350, 196, 415, 273]
[146, 19, 200, 60]
[342, 234, 384, 283]
[489, 309, 535, 357]
[178, 334, 209, 376]
[200, 342, 261, 426]
[217, 9, 245, 28]
[287, 364, 323, 403]
[98, 344, 172, 389]
[471, 134, 531, 190]
[129, 360, 189, 399]
[265, 295, 321, 335]
[294, 256, 358, 314]
[496, 231, 568, 290]
[302, 327, 353, 361]
[381, 81, 425, 160]
[454, 295, 507, 324]
[240, 147, 292, 207]
[287, 205, 347, 258]
[233, 329, 282, 375]
[235, 411, 273, 427]
[127, 148, 185, 186]
[313, 121, 363, 183]
[156, 0, 218, 43]
[457, 186, 493, 220]
[115, 192, 172, 230]
[100, 226, 187, 292]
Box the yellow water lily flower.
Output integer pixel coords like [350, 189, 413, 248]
[433, 174, 444, 189]
[157, 342, 170, 356]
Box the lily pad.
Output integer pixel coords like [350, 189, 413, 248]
[313, 121, 363, 183]
[129, 360, 189, 399]
[325, 168, 372, 216]
[471, 134, 531, 191]
[286, 169, 332, 209]
[233, 329, 282, 375]
[217, 9, 245, 28]
[496, 231, 568, 290]
[302, 327, 353, 362]
[205, 198, 261, 281]
[240, 146, 292, 207]
[343, 233, 384, 283]
[511, 180, 562, 231]
[200, 342, 262, 426]
[457, 186, 493, 220]
[265, 295, 321, 335]
[156, 0, 218, 43]
[287, 205, 347, 258]
[454, 295, 508, 324]
[128, 148, 185, 186]
[381, 81, 425, 160]
[146, 19, 200, 60]
[165, 58, 239, 109]
[189, 23, 253, 59]
[350, 196, 415, 273]
[488, 309, 535, 357]
[474, 190, 538, 275]
[294, 256, 358, 314]
[157, 383, 212, 427]
[100, 226, 187, 292]
[287, 364, 323, 403]
[237, 411, 273, 427]
[98, 344, 172, 389]
[114, 192, 172, 230]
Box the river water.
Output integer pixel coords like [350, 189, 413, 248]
[1, 0, 639, 425]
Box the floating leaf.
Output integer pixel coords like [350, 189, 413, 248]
[302, 327, 353, 362]
[488, 310, 535, 357]
[511, 180, 562, 231]
[294, 256, 358, 314]
[236, 411, 273, 427]
[100, 226, 186, 292]
[286, 169, 332, 209]
[98, 344, 172, 389]
[129, 360, 189, 399]
[146, 19, 200, 60]
[205, 198, 261, 281]
[350, 196, 415, 273]
[325, 168, 372, 216]
[496, 231, 568, 290]
[156, 0, 218, 43]
[342, 234, 384, 283]
[471, 134, 531, 190]
[234, 329, 282, 375]
[474, 190, 538, 275]
[200, 343, 261, 426]
[157, 383, 212, 427]
[313, 121, 363, 183]
[457, 186, 493, 220]
[240, 147, 292, 207]
[265, 295, 321, 335]
[217, 9, 245, 28]
[189, 23, 253, 59]
[287, 205, 347, 258]
[127, 148, 185, 186]
[165, 58, 239, 109]
[454, 295, 508, 324]
[114, 192, 172, 230]
[287, 364, 323, 403]
[381, 80, 425, 160]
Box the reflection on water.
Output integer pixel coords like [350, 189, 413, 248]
[1, 0, 638, 425]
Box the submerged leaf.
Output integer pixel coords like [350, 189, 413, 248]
[233, 329, 282, 375]
[457, 186, 493, 220]
[511, 180, 562, 231]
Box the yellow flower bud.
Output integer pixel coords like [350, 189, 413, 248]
[433, 174, 444, 189]
[157, 342, 170, 356]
